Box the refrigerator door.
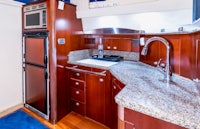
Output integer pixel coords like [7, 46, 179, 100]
[25, 37, 47, 67]
[25, 65, 48, 115]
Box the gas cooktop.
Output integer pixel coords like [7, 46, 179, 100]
[92, 55, 123, 62]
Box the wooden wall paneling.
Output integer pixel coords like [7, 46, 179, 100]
[179, 35, 194, 79]
[196, 37, 200, 78]
[141, 34, 194, 79]
[47, 0, 57, 124]
[140, 38, 160, 65]
[194, 33, 200, 79]
[158, 35, 181, 75]
[46, 0, 83, 123]
[55, 2, 83, 122]
[55, 3, 83, 65]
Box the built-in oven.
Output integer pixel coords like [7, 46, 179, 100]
[23, 2, 47, 29]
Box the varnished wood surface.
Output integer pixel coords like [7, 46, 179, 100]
[22, 107, 109, 129]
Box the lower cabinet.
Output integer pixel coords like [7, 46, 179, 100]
[86, 72, 111, 127]
[66, 64, 111, 127]
[111, 76, 125, 129]
[118, 107, 187, 129]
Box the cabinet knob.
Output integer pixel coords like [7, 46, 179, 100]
[75, 102, 80, 106]
[113, 46, 117, 50]
[99, 78, 104, 82]
[75, 82, 79, 85]
[113, 85, 116, 90]
[76, 91, 80, 94]
[107, 46, 111, 49]
[76, 73, 80, 76]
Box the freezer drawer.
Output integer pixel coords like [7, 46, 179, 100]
[25, 64, 48, 115]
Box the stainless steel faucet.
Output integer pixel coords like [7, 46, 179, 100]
[141, 36, 171, 83]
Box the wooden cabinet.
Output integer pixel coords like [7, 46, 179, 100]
[66, 64, 111, 127]
[86, 71, 111, 127]
[111, 76, 125, 129]
[68, 69, 86, 116]
[82, 33, 140, 52]
[103, 38, 132, 51]
[120, 107, 186, 129]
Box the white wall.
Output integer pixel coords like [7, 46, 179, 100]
[0, 0, 23, 112]
[71, 0, 193, 33]
[82, 9, 193, 33]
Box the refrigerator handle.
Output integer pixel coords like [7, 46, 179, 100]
[44, 55, 48, 66]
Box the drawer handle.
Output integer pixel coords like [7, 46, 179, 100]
[76, 73, 80, 76]
[76, 91, 80, 94]
[107, 46, 111, 49]
[75, 82, 79, 85]
[99, 78, 104, 82]
[76, 102, 80, 106]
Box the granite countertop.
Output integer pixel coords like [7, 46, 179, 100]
[67, 49, 200, 128]
[110, 61, 200, 129]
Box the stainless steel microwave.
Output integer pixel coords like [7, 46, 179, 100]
[24, 2, 47, 29]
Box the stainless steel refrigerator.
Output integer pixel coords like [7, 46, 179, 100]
[22, 31, 49, 120]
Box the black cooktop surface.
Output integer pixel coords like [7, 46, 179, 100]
[92, 55, 123, 62]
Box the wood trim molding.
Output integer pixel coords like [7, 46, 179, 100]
[0, 103, 23, 118]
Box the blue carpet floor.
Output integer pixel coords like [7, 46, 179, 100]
[0, 110, 49, 129]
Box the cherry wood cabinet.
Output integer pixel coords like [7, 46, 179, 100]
[86, 71, 111, 127]
[119, 107, 186, 129]
[103, 38, 132, 51]
[82, 34, 141, 53]
[111, 76, 125, 129]
[68, 69, 86, 116]
[66, 64, 111, 127]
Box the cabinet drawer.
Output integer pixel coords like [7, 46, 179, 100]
[71, 100, 85, 116]
[70, 70, 85, 80]
[71, 87, 85, 102]
[70, 79, 85, 90]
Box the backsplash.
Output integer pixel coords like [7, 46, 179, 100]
[68, 49, 139, 62]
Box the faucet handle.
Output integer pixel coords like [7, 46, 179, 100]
[160, 63, 166, 68]
[153, 58, 162, 67]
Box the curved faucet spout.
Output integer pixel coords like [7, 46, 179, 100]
[141, 36, 171, 83]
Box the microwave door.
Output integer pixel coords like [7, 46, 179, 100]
[25, 37, 47, 67]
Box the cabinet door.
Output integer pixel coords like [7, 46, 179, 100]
[111, 82, 121, 129]
[112, 39, 132, 51]
[111, 77, 125, 129]
[195, 35, 200, 79]
[86, 73, 111, 127]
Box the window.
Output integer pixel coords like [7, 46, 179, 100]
[193, 0, 200, 21]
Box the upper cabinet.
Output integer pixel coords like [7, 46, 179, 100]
[71, 0, 192, 18]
